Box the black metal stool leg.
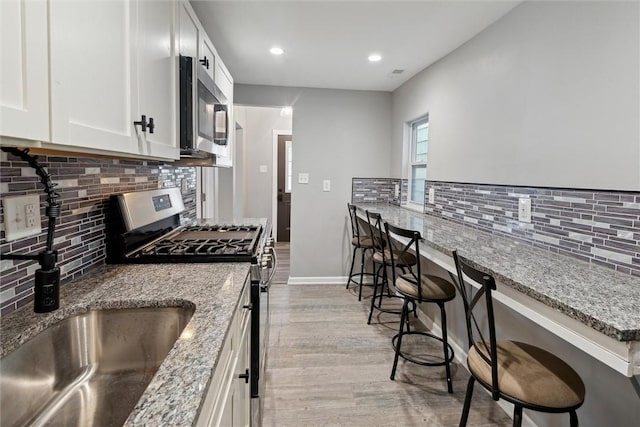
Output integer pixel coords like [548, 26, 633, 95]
[512, 405, 523, 427]
[358, 248, 366, 301]
[459, 376, 475, 427]
[439, 302, 453, 393]
[346, 246, 357, 289]
[390, 298, 409, 380]
[569, 411, 578, 427]
[368, 264, 382, 325]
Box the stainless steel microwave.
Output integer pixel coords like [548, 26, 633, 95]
[179, 55, 228, 158]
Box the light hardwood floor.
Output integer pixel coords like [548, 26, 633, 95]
[262, 283, 512, 426]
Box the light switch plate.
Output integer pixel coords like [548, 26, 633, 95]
[518, 197, 532, 223]
[323, 180, 331, 192]
[428, 187, 435, 204]
[298, 173, 309, 184]
[259, 165, 268, 173]
[4, 194, 42, 241]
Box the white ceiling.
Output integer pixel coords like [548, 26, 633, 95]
[191, 1, 520, 92]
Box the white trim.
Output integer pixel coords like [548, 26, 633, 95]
[272, 129, 292, 242]
[288, 276, 348, 285]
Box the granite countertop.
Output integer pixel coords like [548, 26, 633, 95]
[0, 262, 251, 426]
[355, 203, 640, 342]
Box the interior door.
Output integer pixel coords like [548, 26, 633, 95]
[277, 135, 292, 242]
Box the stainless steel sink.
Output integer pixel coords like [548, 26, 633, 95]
[1, 306, 194, 427]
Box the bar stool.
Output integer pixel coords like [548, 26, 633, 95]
[365, 211, 417, 325]
[451, 250, 585, 427]
[385, 222, 456, 393]
[346, 204, 375, 301]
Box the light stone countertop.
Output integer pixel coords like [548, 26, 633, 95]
[355, 203, 640, 342]
[0, 263, 251, 426]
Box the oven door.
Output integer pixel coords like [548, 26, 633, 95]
[250, 246, 277, 426]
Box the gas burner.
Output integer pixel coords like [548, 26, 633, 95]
[141, 238, 254, 257]
[183, 225, 260, 233]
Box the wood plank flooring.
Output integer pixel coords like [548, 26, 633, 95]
[262, 283, 512, 426]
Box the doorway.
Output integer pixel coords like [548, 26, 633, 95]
[276, 134, 292, 241]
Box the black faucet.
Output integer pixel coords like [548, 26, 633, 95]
[1, 147, 61, 313]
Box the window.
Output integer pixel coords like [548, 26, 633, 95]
[409, 116, 428, 205]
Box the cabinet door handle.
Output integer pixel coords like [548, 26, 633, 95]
[243, 303, 253, 310]
[238, 369, 250, 383]
[200, 56, 209, 69]
[147, 117, 155, 134]
[133, 115, 148, 132]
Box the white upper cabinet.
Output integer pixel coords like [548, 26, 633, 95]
[137, 0, 178, 159]
[0, 0, 49, 142]
[214, 61, 233, 104]
[179, 2, 199, 59]
[49, 0, 138, 154]
[199, 35, 216, 80]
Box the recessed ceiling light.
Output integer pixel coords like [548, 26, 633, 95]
[270, 47, 284, 55]
[368, 54, 382, 62]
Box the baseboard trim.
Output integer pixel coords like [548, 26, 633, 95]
[287, 276, 348, 285]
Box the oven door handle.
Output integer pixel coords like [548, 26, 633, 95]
[266, 247, 278, 285]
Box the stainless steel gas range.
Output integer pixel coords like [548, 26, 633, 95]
[107, 187, 275, 426]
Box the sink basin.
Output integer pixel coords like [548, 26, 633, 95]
[1, 306, 194, 427]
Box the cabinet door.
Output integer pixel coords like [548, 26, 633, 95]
[233, 316, 251, 427]
[136, 0, 178, 159]
[199, 35, 216, 80]
[214, 61, 233, 103]
[179, 1, 199, 58]
[0, 0, 49, 141]
[49, 0, 137, 154]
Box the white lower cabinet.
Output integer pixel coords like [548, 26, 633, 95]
[197, 278, 251, 427]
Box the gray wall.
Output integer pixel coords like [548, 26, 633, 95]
[233, 105, 292, 221]
[391, 0, 640, 191]
[235, 85, 392, 279]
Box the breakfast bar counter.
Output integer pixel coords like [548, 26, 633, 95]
[354, 203, 640, 377]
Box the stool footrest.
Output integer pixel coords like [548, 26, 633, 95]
[391, 331, 455, 367]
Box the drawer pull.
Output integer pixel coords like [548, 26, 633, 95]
[243, 304, 253, 310]
[238, 369, 250, 383]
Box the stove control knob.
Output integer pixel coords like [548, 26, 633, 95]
[261, 254, 273, 269]
[265, 237, 275, 248]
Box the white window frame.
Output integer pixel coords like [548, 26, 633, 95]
[408, 115, 429, 206]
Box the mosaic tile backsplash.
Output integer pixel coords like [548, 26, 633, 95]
[0, 151, 197, 315]
[352, 178, 407, 206]
[425, 181, 640, 277]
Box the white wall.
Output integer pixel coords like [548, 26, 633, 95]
[235, 85, 392, 279]
[391, 0, 640, 191]
[233, 105, 292, 221]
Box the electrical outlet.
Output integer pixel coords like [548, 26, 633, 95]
[4, 195, 42, 241]
[180, 178, 188, 193]
[298, 173, 309, 184]
[428, 187, 435, 204]
[323, 180, 331, 192]
[394, 184, 400, 198]
[518, 197, 532, 223]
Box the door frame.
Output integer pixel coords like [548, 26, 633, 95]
[272, 129, 292, 241]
